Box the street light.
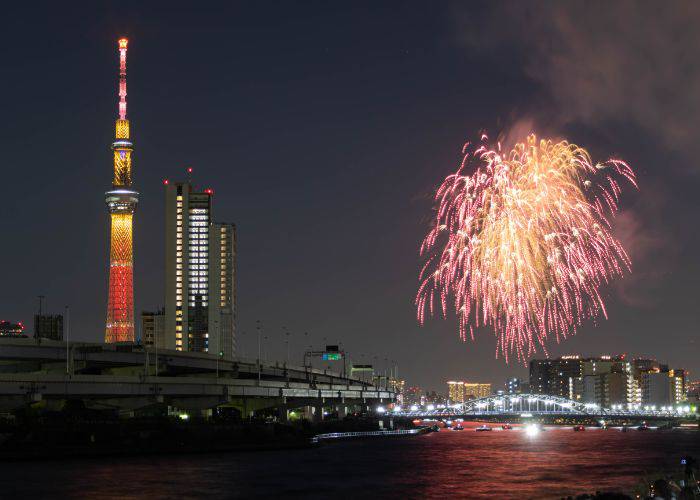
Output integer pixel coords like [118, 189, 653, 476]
[239, 330, 246, 359]
[256, 319, 262, 385]
[215, 319, 220, 378]
[283, 326, 290, 366]
[64, 305, 70, 376]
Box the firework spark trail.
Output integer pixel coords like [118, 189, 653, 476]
[416, 134, 637, 362]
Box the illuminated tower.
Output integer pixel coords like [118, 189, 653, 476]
[105, 38, 138, 343]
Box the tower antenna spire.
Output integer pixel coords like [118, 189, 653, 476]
[118, 38, 128, 120]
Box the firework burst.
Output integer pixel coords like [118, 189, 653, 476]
[417, 134, 637, 361]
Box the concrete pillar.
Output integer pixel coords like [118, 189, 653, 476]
[337, 405, 348, 419]
[313, 404, 323, 423]
[301, 405, 313, 421]
[277, 407, 288, 423]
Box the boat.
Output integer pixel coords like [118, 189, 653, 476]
[452, 424, 464, 431]
[501, 424, 513, 430]
[573, 425, 585, 431]
[475, 425, 492, 432]
[637, 423, 650, 431]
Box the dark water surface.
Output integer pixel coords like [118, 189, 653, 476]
[4, 424, 699, 499]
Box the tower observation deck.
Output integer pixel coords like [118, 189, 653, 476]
[105, 38, 138, 343]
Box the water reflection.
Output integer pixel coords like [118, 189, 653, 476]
[3, 424, 699, 499]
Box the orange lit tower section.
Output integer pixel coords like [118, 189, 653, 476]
[105, 38, 138, 343]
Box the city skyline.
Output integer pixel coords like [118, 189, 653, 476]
[1, 2, 698, 392]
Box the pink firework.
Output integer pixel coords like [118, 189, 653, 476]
[416, 134, 637, 362]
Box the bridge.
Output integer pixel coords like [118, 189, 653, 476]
[0, 338, 395, 420]
[393, 394, 695, 420]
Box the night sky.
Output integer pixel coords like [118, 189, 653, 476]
[1, 2, 698, 392]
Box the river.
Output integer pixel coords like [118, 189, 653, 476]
[4, 423, 699, 499]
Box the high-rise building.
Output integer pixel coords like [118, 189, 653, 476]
[529, 354, 645, 404]
[141, 309, 165, 348]
[447, 381, 491, 403]
[529, 359, 552, 394]
[529, 355, 584, 399]
[403, 386, 423, 405]
[641, 371, 672, 406]
[105, 38, 138, 343]
[670, 369, 687, 404]
[633, 358, 668, 374]
[506, 377, 522, 394]
[164, 180, 236, 356]
[390, 379, 405, 405]
[34, 314, 63, 341]
[209, 222, 237, 359]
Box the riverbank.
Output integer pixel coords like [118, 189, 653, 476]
[0, 413, 414, 460]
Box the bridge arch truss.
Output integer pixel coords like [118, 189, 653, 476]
[395, 393, 694, 419]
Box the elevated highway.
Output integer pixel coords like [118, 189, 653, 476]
[0, 338, 394, 417]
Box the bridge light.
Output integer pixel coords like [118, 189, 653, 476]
[410, 405, 418, 412]
[376, 406, 385, 413]
[427, 404, 435, 411]
[393, 405, 402, 413]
